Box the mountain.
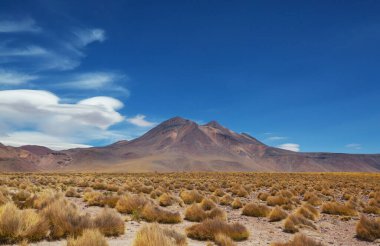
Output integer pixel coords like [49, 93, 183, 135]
[1, 117, 380, 172]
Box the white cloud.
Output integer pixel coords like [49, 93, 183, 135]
[0, 18, 41, 33]
[127, 114, 156, 127]
[277, 143, 300, 152]
[345, 143, 362, 150]
[267, 136, 287, 141]
[0, 45, 48, 57]
[73, 28, 106, 47]
[0, 90, 125, 148]
[0, 70, 38, 85]
[0, 26, 106, 71]
[60, 72, 129, 94]
[0, 131, 91, 150]
[79, 96, 124, 111]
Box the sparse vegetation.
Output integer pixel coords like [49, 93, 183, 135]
[67, 229, 108, 246]
[0, 172, 376, 245]
[356, 215, 380, 242]
[242, 203, 271, 217]
[321, 202, 357, 216]
[268, 206, 288, 222]
[133, 223, 187, 246]
[186, 218, 249, 242]
[271, 233, 325, 246]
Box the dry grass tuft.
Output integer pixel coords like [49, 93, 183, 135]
[258, 192, 270, 201]
[295, 204, 319, 221]
[185, 204, 226, 222]
[158, 193, 176, 207]
[0, 202, 49, 243]
[180, 190, 203, 204]
[355, 215, 380, 242]
[283, 214, 317, 233]
[321, 202, 357, 216]
[271, 233, 325, 246]
[242, 203, 271, 217]
[42, 199, 92, 239]
[231, 198, 243, 209]
[65, 187, 81, 198]
[215, 233, 237, 246]
[201, 198, 217, 210]
[268, 206, 288, 222]
[267, 196, 289, 206]
[115, 194, 151, 214]
[219, 194, 234, 206]
[133, 223, 187, 246]
[93, 208, 125, 236]
[67, 229, 108, 246]
[186, 218, 249, 242]
[141, 203, 182, 223]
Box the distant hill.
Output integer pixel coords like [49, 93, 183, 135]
[1, 117, 380, 172]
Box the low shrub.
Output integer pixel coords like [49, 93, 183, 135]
[186, 218, 249, 242]
[0, 202, 49, 243]
[268, 206, 288, 222]
[242, 203, 271, 217]
[200, 198, 217, 210]
[321, 202, 357, 216]
[133, 223, 187, 246]
[271, 233, 324, 246]
[295, 204, 319, 221]
[180, 190, 203, 204]
[231, 198, 243, 209]
[67, 229, 108, 246]
[283, 214, 317, 233]
[356, 215, 380, 242]
[141, 203, 182, 223]
[116, 194, 151, 214]
[219, 195, 233, 206]
[93, 208, 125, 236]
[215, 233, 236, 246]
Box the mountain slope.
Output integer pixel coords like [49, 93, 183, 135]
[1, 117, 380, 172]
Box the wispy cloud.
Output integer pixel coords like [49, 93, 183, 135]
[60, 72, 129, 93]
[277, 143, 300, 152]
[0, 18, 42, 33]
[0, 131, 91, 150]
[72, 28, 106, 47]
[0, 19, 106, 71]
[0, 70, 38, 85]
[345, 143, 362, 150]
[266, 136, 287, 141]
[127, 114, 156, 127]
[0, 45, 48, 57]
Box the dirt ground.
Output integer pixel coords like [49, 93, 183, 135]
[22, 193, 379, 246]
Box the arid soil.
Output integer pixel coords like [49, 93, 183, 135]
[1, 172, 379, 246]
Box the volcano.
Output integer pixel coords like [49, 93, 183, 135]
[1, 117, 380, 172]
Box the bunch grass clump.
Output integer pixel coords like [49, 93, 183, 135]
[133, 223, 187, 246]
[271, 233, 324, 246]
[356, 215, 380, 242]
[141, 203, 182, 223]
[321, 202, 357, 216]
[242, 203, 271, 217]
[186, 218, 249, 242]
[0, 202, 49, 243]
[268, 206, 288, 222]
[67, 229, 108, 246]
[93, 208, 125, 236]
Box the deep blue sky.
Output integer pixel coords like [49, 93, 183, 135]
[0, 0, 379, 153]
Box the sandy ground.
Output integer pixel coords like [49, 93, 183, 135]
[17, 191, 378, 246]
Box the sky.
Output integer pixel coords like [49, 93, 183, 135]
[0, 0, 379, 153]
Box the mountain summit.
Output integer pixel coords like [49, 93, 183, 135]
[1, 117, 380, 172]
